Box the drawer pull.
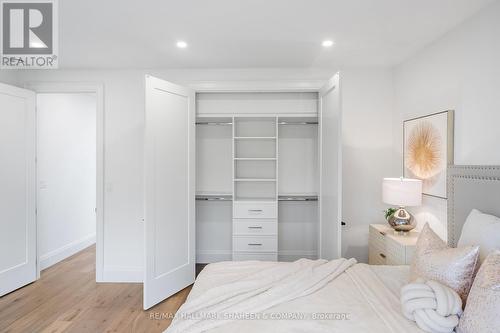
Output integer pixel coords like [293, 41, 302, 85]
[379, 253, 386, 259]
[248, 209, 263, 212]
[248, 226, 263, 229]
[248, 243, 262, 246]
[379, 231, 386, 236]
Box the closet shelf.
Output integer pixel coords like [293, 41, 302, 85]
[196, 122, 233, 125]
[278, 195, 318, 202]
[234, 157, 277, 161]
[234, 198, 277, 203]
[234, 137, 276, 140]
[278, 121, 318, 125]
[234, 178, 276, 182]
[277, 117, 319, 126]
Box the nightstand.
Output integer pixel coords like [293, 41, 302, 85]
[369, 224, 419, 265]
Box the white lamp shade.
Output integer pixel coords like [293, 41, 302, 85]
[382, 178, 422, 207]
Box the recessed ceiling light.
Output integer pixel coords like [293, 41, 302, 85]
[176, 41, 188, 48]
[322, 40, 334, 47]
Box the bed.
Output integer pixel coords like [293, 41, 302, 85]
[166, 165, 500, 333]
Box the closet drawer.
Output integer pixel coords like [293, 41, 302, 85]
[232, 252, 278, 261]
[233, 219, 277, 235]
[233, 236, 277, 252]
[233, 202, 277, 219]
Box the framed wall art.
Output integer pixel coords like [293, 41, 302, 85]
[403, 110, 454, 199]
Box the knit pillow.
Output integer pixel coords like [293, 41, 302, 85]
[410, 223, 479, 303]
[401, 278, 462, 333]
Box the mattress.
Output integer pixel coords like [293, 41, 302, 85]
[168, 260, 423, 333]
[190, 261, 410, 299]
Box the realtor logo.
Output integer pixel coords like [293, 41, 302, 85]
[1, 0, 58, 69]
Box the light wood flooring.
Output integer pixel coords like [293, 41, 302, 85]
[0, 245, 193, 333]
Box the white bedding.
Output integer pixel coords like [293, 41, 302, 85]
[167, 260, 424, 333]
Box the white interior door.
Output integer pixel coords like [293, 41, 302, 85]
[143, 75, 195, 309]
[319, 73, 342, 260]
[0, 83, 36, 296]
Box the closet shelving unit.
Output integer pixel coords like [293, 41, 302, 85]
[231, 117, 279, 260]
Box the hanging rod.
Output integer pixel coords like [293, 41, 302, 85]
[278, 121, 318, 125]
[278, 195, 318, 201]
[196, 122, 233, 126]
[196, 195, 233, 201]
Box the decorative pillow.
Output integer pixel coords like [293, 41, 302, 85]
[458, 209, 500, 263]
[410, 223, 479, 303]
[457, 250, 500, 333]
[401, 278, 462, 333]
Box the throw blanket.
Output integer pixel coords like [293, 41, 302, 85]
[166, 258, 356, 333]
[401, 279, 463, 333]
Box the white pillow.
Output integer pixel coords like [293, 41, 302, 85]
[458, 209, 500, 263]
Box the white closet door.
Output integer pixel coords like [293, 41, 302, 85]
[319, 73, 342, 260]
[0, 83, 36, 296]
[143, 76, 195, 309]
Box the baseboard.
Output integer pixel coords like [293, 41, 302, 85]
[101, 266, 143, 283]
[40, 234, 96, 270]
[197, 250, 318, 263]
[196, 250, 232, 263]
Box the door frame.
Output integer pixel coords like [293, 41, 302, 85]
[25, 82, 105, 282]
[187, 74, 342, 260]
[318, 73, 342, 259]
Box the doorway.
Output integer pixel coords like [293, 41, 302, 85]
[36, 93, 97, 270]
[0, 82, 103, 296]
[27, 82, 104, 281]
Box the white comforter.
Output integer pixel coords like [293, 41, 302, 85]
[166, 259, 424, 333]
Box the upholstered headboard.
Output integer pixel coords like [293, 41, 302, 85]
[447, 165, 500, 247]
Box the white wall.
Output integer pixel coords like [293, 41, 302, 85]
[5, 65, 398, 275]
[341, 69, 395, 262]
[1, 1, 498, 272]
[14, 68, 334, 281]
[37, 93, 97, 269]
[393, 1, 500, 240]
[0, 71, 19, 86]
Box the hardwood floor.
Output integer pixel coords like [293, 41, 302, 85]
[0, 245, 192, 333]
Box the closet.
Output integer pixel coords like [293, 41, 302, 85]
[143, 75, 340, 309]
[196, 93, 320, 262]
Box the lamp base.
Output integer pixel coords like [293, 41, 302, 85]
[388, 207, 416, 232]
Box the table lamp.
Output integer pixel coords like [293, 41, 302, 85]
[382, 177, 422, 232]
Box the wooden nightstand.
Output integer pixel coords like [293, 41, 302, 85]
[369, 224, 419, 265]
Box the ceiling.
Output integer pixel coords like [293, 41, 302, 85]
[59, 0, 496, 69]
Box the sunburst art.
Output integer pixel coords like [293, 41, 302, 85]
[403, 111, 454, 199]
[405, 121, 442, 179]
